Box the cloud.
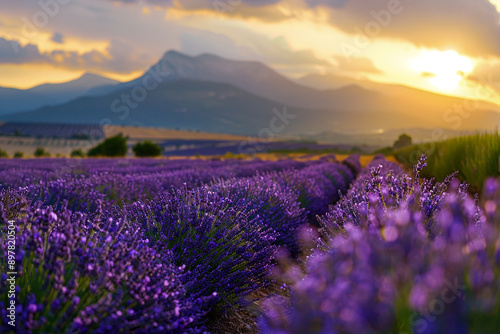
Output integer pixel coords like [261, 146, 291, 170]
[305, 0, 500, 58]
[109, 0, 280, 6]
[108, 0, 173, 4]
[174, 0, 290, 22]
[47, 38, 153, 73]
[467, 62, 500, 94]
[332, 55, 381, 74]
[305, 0, 347, 8]
[0, 38, 46, 64]
[180, 30, 329, 68]
[50, 32, 64, 44]
[0, 37, 152, 73]
[109, 0, 289, 21]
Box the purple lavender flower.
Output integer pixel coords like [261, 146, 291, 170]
[0, 192, 210, 333]
[124, 186, 278, 313]
[260, 157, 500, 333]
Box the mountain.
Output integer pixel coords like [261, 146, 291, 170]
[4, 78, 500, 136]
[296, 72, 500, 131]
[98, 51, 355, 109]
[0, 87, 53, 116]
[3, 51, 500, 136]
[297, 72, 496, 111]
[0, 80, 323, 136]
[0, 73, 119, 115]
[110, 51, 500, 130]
[29, 72, 119, 100]
[296, 73, 363, 91]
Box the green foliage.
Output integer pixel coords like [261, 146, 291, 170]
[395, 132, 500, 193]
[87, 134, 128, 157]
[0, 149, 7, 158]
[70, 149, 85, 158]
[393, 133, 412, 150]
[71, 133, 90, 140]
[132, 141, 162, 157]
[34, 147, 50, 157]
[373, 146, 394, 156]
[13, 151, 23, 158]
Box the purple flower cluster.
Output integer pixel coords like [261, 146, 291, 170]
[209, 173, 308, 257]
[279, 160, 356, 220]
[24, 177, 107, 214]
[123, 186, 278, 311]
[260, 156, 500, 333]
[0, 193, 209, 333]
[318, 155, 461, 236]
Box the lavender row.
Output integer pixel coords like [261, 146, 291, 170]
[260, 156, 500, 333]
[115, 160, 357, 312]
[0, 122, 104, 139]
[0, 156, 358, 332]
[1, 157, 355, 217]
[0, 158, 318, 208]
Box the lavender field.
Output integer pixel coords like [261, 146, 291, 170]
[4, 0, 500, 332]
[1, 154, 499, 333]
[0, 156, 357, 333]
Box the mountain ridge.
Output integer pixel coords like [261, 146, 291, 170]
[2, 50, 500, 135]
[0, 72, 120, 115]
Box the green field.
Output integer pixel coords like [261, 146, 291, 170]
[395, 132, 500, 193]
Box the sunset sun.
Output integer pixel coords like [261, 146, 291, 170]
[411, 50, 474, 91]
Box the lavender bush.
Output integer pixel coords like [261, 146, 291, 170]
[260, 156, 500, 333]
[0, 191, 210, 333]
[318, 155, 461, 236]
[279, 161, 356, 220]
[0, 158, 315, 208]
[124, 186, 278, 312]
[209, 174, 307, 257]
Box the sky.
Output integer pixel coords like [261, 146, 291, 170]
[2, 0, 500, 105]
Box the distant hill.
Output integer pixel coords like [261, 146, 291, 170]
[90, 50, 346, 109]
[0, 73, 119, 115]
[29, 72, 119, 101]
[74, 51, 500, 133]
[0, 87, 53, 116]
[2, 51, 500, 136]
[1, 80, 321, 136]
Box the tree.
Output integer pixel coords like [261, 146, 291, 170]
[87, 133, 128, 157]
[34, 147, 50, 157]
[70, 149, 85, 158]
[0, 149, 7, 158]
[393, 134, 412, 151]
[13, 151, 23, 158]
[132, 141, 162, 157]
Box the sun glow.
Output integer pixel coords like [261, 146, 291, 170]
[411, 50, 474, 91]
